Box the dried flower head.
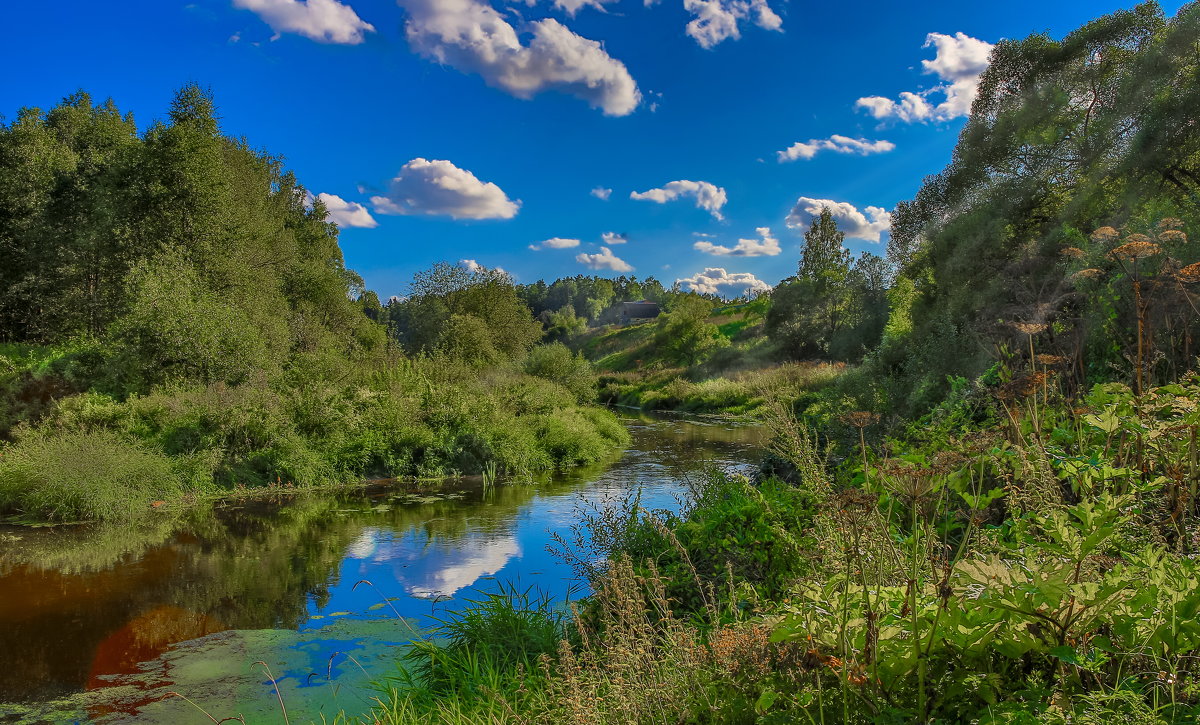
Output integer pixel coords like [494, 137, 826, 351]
[1059, 246, 1086, 259]
[1071, 268, 1105, 281]
[840, 411, 880, 429]
[1091, 226, 1120, 243]
[1158, 218, 1185, 232]
[1035, 353, 1067, 366]
[1124, 233, 1153, 244]
[1011, 321, 1048, 335]
[834, 488, 878, 512]
[996, 372, 1047, 401]
[930, 449, 967, 474]
[879, 461, 939, 500]
[1109, 241, 1162, 262]
[1177, 262, 1200, 283]
[1159, 229, 1188, 244]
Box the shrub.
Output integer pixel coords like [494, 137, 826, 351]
[523, 343, 597, 403]
[0, 430, 182, 522]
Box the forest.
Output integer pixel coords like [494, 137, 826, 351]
[3, 1, 1200, 722]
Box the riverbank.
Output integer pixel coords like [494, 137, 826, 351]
[0, 343, 629, 525]
[0, 414, 764, 722]
[367, 375, 1200, 723]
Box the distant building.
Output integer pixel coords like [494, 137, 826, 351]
[620, 300, 660, 324]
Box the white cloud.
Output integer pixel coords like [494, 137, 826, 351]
[630, 180, 727, 220]
[683, 0, 782, 49]
[785, 197, 892, 242]
[232, 0, 375, 44]
[601, 231, 627, 245]
[677, 268, 771, 297]
[551, 0, 619, 16]
[459, 259, 511, 277]
[315, 192, 377, 228]
[694, 226, 779, 257]
[856, 32, 993, 123]
[590, 186, 613, 200]
[777, 135, 896, 162]
[576, 246, 633, 272]
[397, 0, 641, 116]
[371, 158, 520, 220]
[530, 237, 581, 250]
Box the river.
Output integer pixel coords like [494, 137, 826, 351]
[0, 413, 764, 724]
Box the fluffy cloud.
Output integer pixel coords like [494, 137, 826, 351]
[591, 186, 613, 200]
[551, 0, 619, 15]
[371, 158, 520, 220]
[856, 32, 993, 123]
[786, 197, 892, 242]
[677, 268, 771, 297]
[529, 237, 581, 250]
[694, 227, 780, 257]
[232, 0, 375, 44]
[777, 135, 895, 162]
[459, 259, 510, 277]
[683, 0, 782, 49]
[601, 231, 627, 245]
[576, 246, 633, 272]
[397, 0, 640, 116]
[314, 192, 377, 228]
[630, 180, 727, 220]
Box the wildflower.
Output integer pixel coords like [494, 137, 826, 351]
[1159, 229, 1188, 244]
[1071, 268, 1105, 281]
[1158, 218, 1185, 232]
[1177, 262, 1200, 283]
[1090, 226, 1119, 243]
[840, 411, 880, 428]
[1109, 241, 1162, 262]
[1011, 321, 1048, 336]
[1059, 246, 1085, 259]
[996, 371, 1047, 401]
[1035, 354, 1067, 366]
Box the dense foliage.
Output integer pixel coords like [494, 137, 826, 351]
[0, 87, 627, 522]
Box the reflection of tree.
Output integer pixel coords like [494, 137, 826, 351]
[0, 417, 764, 705]
[0, 479, 569, 702]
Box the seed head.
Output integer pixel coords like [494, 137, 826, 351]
[840, 411, 880, 429]
[1035, 354, 1067, 366]
[1159, 230, 1188, 244]
[1177, 262, 1200, 283]
[1158, 218, 1185, 232]
[1011, 321, 1048, 335]
[1090, 226, 1119, 243]
[1071, 268, 1105, 282]
[1059, 246, 1085, 259]
[1109, 241, 1161, 262]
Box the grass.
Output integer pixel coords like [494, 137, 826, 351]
[0, 347, 629, 524]
[0, 430, 185, 522]
[598, 362, 844, 417]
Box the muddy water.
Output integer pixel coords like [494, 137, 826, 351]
[0, 414, 764, 723]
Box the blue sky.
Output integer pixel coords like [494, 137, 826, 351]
[2, 0, 1187, 298]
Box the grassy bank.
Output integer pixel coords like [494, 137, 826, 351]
[0, 342, 628, 524]
[579, 300, 841, 417]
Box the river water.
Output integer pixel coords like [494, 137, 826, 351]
[0, 414, 764, 724]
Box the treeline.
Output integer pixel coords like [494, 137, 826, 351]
[749, 2, 1200, 419]
[866, 1, 1200, 413]
[0, 86, 628, 523]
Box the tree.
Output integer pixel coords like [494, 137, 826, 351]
[654, 295, 727, 366]
[766, 208, 856, 359]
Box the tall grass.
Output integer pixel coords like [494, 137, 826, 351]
[0, 430, 184, 522]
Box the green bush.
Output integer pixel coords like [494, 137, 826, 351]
[0, 430, 183, 522]
[523, 343, 597, 403]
